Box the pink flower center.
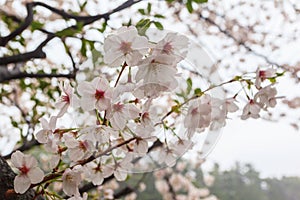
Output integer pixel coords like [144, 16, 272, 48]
[163, 42, 173, 54]
[61, 94, 70, 103]
[119, 41, 132, 54]
[95, 89, 105, 100]
[259, 70, 266, 78]
[79, 140, 88, 152]
[19, 165, 30, 174]
[113, 103, 124, 112]
[191, 107, 198, 115]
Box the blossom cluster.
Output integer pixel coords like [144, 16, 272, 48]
[9, 26, 281, 199]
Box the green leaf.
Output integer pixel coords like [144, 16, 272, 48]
[80, 39, 87, 57]
[153, 21, 164, 30]
[138, 9, 146, 15]
[186, 78, 192, 95]
[186, 0, 193, 13]
[268, 77, 276, 83]
[79, 0, 88, 11]
[56, 28, 78, 37]
[31, 21, 44, 31]
[194, 88, 203, 96]
[154, 14, 165, 19]
[136, 18, 151, 36]
[98, 21, 107, 33]
[147, 3, 152, 14]
[193, 0, 208, 3]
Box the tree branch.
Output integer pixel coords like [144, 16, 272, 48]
[0, 71, 76, 83]
[0, 34, 55, 65]
[197, 11, 281, 67]
[0, 0, 142, 66]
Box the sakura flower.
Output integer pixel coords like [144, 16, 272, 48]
[155, 180, 169, 194]
[35, 116, 57, 143]
[254, 85, 278, 109]
[153, 32, 189, 62]
[11, 151, 44, 194]
[106, 102, 139, 130]
[128, 123, 156, 156]
[56, 81, 79, 117]
[103, 26, 148, 66]
[241, 99, 261, 120]
[77, 77, 113, 112]
[135, 54, 178, 85]
[84, 161, 113, 185]
[184, 95, 212, 138]
[113, 154, 133, 181]
[255, 67, 276, 89]
[64, 135, 94, 162]
[158, 147, 177, 167]
[224, 98, 239, 113]
[62, 167, 82, 197]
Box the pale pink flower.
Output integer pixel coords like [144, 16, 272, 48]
[125, 192, 137, 200]
[83, 161, 114, 186]
[104, 26, 148, 66]
[203, 174, 215, 187]
[169, 174, 185, 191]
[62, 167, 82, 196]
[241, 99, 261, 120]
[64, 135, 94, 162]
[11, 151, 44, 194]
[155, 180, 169, 194]
[35, 116, 57, 143]
[224, 98, 239, 113]
[254, 85, 278, 109]
[107, 103, 139, 130]
[184, 95, 212, 138]
[255, 67, 276, 89]
[113, 154, 133, 181]
[159, 148, 177, 167]
[77, 77, 113, 111]
[153, 32, 189, 62]
[131, 124, 156, 156]
[56, 81, 79, 117]
[135, 54, 178, 85]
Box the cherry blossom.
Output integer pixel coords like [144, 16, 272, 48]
[241, 99, 261, 120]
[103, 26, 148, 67]
[135, 54, 178, 86]
[106, 102, 139, 130]
[112, 154, 133, 181]
[64, 134, 94, 162]
[153, 32, 189, 62]
[62, 167, 82, 197]
[255, 67, 276, 89]
[56, 81, 79, 117]
[254, 85, 278, 109]
[83, 161, 114, 185]
[35, 116, 57, 144]
[184, 95, 212, 138]
[11, 151, 44, 194]
[77, 77, 113, 111]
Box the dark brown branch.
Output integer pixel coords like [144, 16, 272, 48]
[0, 71, 76, 83]
[0, 0, 142, 66]
[0, 34, 55, 65]
[0, 3, 34, 47]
